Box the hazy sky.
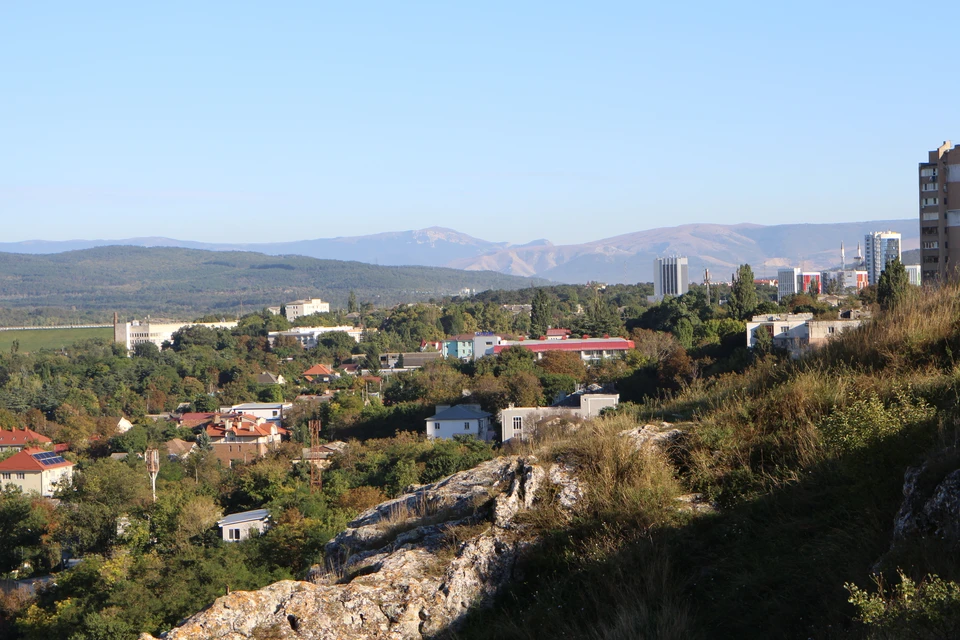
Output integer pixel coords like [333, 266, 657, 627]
[1, 2, 956, 246]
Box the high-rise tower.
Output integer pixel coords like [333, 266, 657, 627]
[920, 141, 959, 282]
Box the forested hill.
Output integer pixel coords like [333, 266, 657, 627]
[0, 246, 549, 317]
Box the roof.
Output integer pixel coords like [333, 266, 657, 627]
[165, 439, 195, 456]
[0, 447, 73, 472]
[179, 412, 217, 427]
[218, 508, 270, 526]
[494, 338, 634, 354]
[0, 428, 52, 446]
[226, 403, 291, 410]
[546, 328, 571, 336]
[303, 364, 336, 376]
[428, 405, 492, 421]
[256, 372, 283, 384]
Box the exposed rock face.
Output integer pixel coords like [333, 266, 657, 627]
[619, 422, 684, 451]
[893, 461, 960, 543]
[142, 456, 580, 640]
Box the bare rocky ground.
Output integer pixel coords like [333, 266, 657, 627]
[141, 455, 582, 640]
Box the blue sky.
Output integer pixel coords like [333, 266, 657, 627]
[1, 1, 956, 245]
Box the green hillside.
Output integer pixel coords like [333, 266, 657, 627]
[0, 246, 548, 317]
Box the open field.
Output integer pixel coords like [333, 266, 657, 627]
[0, 327, 113, 353]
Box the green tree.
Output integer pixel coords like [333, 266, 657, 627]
[727, 264, 758, 321]
[877, 258, 909, 310]
[530, 289, 553, 338]
[348, 290, 358, 314]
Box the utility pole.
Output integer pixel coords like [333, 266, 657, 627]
[309, 420, 322, 492]
[704, 268, 711, 306]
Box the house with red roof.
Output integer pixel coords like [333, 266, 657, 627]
[302, 364, 338, 383]
[0, 428, 52, 453]
[0, 447, 74, 497]
[202, 413, 285, 468]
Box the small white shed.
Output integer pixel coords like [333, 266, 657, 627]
[217, 508, 271, 542]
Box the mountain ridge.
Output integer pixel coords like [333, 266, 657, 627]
[0, 220, 919, 284]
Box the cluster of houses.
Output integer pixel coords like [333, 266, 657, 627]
[745, 310, 871, 358]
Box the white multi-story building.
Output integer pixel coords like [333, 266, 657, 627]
[650, 256, 689, 302]
[746, 313, 865, 358]
[864, 231, 902, 286]
[268, 325, 365, 347]
[113, 317, 238, 353]
[284, 298, 330, 321]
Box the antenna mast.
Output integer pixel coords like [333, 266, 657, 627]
[146, 448, 160, 502]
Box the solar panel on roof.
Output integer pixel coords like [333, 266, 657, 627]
[31, 452, 67, 466]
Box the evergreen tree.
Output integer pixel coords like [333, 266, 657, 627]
[877, 258, 909, 310]
[728, 264, 758, 321]
[530, 289, 552, 338]
[348, 291, 358, 314]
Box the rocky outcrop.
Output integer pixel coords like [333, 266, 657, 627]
[619, 422, 684, 451]
[142, 456, 581, 640]
[893, 460, 960, 544]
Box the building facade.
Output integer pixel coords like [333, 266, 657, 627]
[114, 317, 238, 352]
[494, 337, 635, 362]
[268, 326, 365, 347]
[284, 298, 330, 321]
[217, 509, 271, 542]
[864, 231, 902, 286]
[920, 141, 960, 283]
[651, 256, 689, 302]
[425, 405, 492, 440]
[0, 448, 74, 497]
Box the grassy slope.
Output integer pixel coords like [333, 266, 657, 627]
[452, 284, 960, 639]
[0, 327, 112, 353]
[0, 246, 547, 316]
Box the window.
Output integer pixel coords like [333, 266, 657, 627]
[16, 473, 24, 480]
[229, 528, 241, 540]
[464, 422, 471, 430]
[923, 197, 939, 206]
[434, 422, 440, 430]
[828, 326, 836, 334]
[923, 212, 939, 221]
[923, 183, 939, 191]
[1, 473, 9, 480]
[780, 326, 789, 333]
[272, 411, 278, 416]
[924, 241, 940, 249]
[513, 416, 523, 431]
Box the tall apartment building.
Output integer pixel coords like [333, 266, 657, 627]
[776, 268, 823, 301]
[920, 141, 960, 282]
[863, 231, 901, 286]
[651, 256, 689, 302]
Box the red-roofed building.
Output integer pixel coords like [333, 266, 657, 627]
[201, 413, 285, 468]
[0, 447, 74, 496]
[494, 337, 635, 362]
[545, 328, 572, 340]
[0, 428, 52, 453]
[177, 412, 217, 429]
[303, 364, 338, 383]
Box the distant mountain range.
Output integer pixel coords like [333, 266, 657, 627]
[0, 220, 919, 284]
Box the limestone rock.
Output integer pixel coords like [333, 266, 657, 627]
[143, 455, 580, 640]
[619, 423, 684, 450]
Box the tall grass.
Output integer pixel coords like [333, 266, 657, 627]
[453, 283, 960, 639]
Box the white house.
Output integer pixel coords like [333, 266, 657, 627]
[500, 391, 619, 442]
[425, 405, 492, 440]
[219, 403, 292, 424]
[217, 509, 271, 542]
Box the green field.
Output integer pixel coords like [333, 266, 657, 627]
[0, 327, 113, 353]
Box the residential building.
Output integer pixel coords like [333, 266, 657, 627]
[500, 390, 619, 442]
[0, 428, 51, 453]
[440, 332, 502, 361]
[164, 438, 196, 460]
[283, 298, 330, 321]
[218, 403, 292, 424]
[425, 404, 492, 440]
[545, 328, 572, 340]
[864, 231, 902, 286]
[203, 412, 286, 467]
[256, 372, 286, 385]
[268, 325, 365, 347]
[494, 337, 634, 362]
[0, 448, 74, 497]
[746, 313, 865, 357]
[920, 141, 960, 282]
[302, 364, 338, 383]
[217, 509, 271, 542]
[650, 256, 689, 302]
[113, 316, 237, 353]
